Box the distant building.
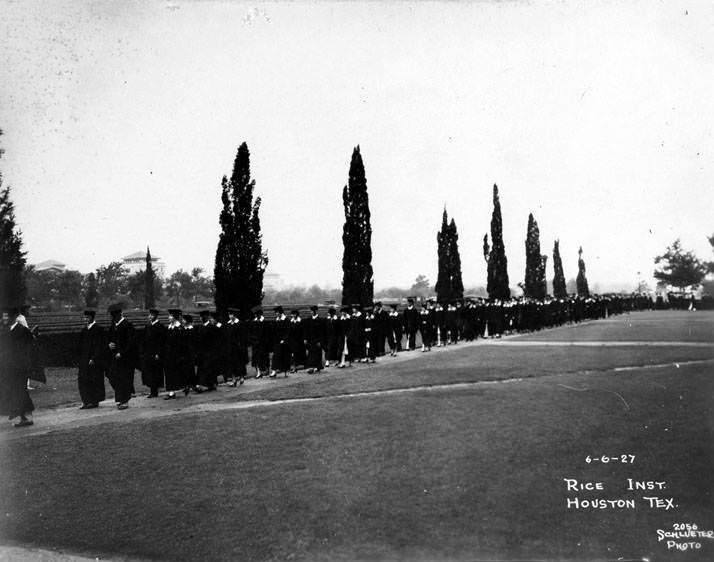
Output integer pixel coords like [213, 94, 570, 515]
[264, 272, 283, 292]
[121, 251, 166, 278]
[34, 259, 66, 274]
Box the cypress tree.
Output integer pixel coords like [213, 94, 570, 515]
[341, 145, 374, 306]
[0, 129, 26, 309]
[576, 246, 590, 297]
[436, 209, 464, 303]
[449, 218, 464, 300]
[524, 213, 543, 299]
[485, 184, 510, 300]
[214, 142, 268, 315]
[435, 208, 451, 302]
[144, 246, 155, 309]
[552, 239, 567, 298]
[84, 272, 99, 308]
[538, 255, 548, 298]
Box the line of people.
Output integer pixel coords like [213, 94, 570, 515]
[74, 294, 652, 410]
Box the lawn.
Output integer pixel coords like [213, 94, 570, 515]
[0, 310, 712, 562]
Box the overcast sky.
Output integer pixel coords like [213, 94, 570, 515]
[1, 1, 713, 292]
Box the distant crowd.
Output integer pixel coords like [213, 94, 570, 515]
[1, 294, 654, 426]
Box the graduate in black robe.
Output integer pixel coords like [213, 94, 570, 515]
[337, 307, 352, 367]
[0, 308, 35, 426]
[163, 309, 187, 399]
[249, 307, 271, 378]
[403, 298, 419, 351]
[303, 305, 325, 373]
[141, 308, 166, 398]
[363, 306, 377, 362]
[324, 307, 339, 366]
[386, 304, 403, 355]
[181, 314, 199, 392]
[349, 304, 366, 362]
[270, 306, 290, 377]
[226, 308, 248, 386]
[197, 310, 221, 390]
[77, 309, 106, 409]
[106, 303, 137, 410]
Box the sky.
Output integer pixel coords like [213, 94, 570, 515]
[1, 0, 713, 292]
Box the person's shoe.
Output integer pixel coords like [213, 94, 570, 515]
[14, 419, 33, 428]
[147, 392, 158, 399]
[183, 387, 190, 396]
[269, 370, 277, 378]
[307, 368, 315, 374]
[192, 386, 203, 394]
[164, 393, 176, 400]
[239, 377, 245, 385]
[325, 361, 330, 367]
[117, 403, 129, 410]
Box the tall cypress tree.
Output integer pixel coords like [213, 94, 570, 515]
[538, 255, 548, 299]
[524, 213, 543, 298]
[84, 272, 99, 308]
[214, 142, 268, 315]
[144, 246, 155, 309]
[435, 208, 451, 302]
[552, 239, 567, 298]
[449, 217, 464, 301]
[484, 184, 510, 300]
[341, 146, 374, 306]
[576, 246, 590, 297]
[0, 129, 26, 309]
[436, 209, 464, 303]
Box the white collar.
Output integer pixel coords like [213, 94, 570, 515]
[116, 317, 125, 326]
[87, 321, 96, 329]
[151, 319, 159, 325]
[10, 322, 18, 330]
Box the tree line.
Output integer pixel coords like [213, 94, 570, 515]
[2, 128, 713, 313]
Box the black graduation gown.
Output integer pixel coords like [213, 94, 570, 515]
[106, 318, 137, 403]
[403, 307, 419, 350]
[197, 322, 221, 387]
[325, 315, 339, 362]
[387, 311, 403, 351]
[271, 316, 290, 372]
[348, 312, 365, 360]
[141, 321, 166, 391]
[250, 318, 271, 371]
[303, 315, 325, 369]
[0, 324, 35, 418]
[227, 320, 249, 378]
[164, 325, 187, 391]
[77, 322, 106, 405]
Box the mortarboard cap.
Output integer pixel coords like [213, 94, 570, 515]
[168, 308, 182, 317]
[108, 303, 123, 314]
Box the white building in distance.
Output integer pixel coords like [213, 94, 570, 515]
[34, 259, 66, 274]
[121, 251, 166, 278]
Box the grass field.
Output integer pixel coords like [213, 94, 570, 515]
[0, 310, 712, 562]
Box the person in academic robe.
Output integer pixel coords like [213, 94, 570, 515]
[249, 307, 271, 378]
[337, 307, 352, 368]
[141, 308, 166, 398]
[270, 306, 290, 377]
[363, 306, 377, 363]
[446, 302, 458, 344]
[226, 308, 248, 386]
[181, 313, 199, 393]
[77, 309, 106, 409]
[163, 309, 187, 399]
[461, 300, 476, 341]
[420, 302, 433, 352]
[303, 305, 325, 374]
[197, 310, 220, 391]
[386, 304, 403, 356]
[403, 298, 419, 351]
[0, 307, 35, 426]
[349, 304, 366, 362]
[324, 307, 339, 367]
[372, 302, 388, 356]
[105, 303, 136, 410]
[287, 309, 306, 373]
